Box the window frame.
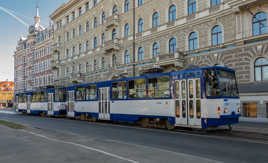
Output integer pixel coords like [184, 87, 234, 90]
[211, 25, 222, 46]
[254, 57, 268, 81]
[252, 12, 267, 36]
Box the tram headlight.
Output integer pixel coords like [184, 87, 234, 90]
[238, 107, 241, 113]
[224, 108, 228, 113]
[217, 106, 221, 115]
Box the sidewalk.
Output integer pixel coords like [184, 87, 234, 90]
[234, 121, 268, 134]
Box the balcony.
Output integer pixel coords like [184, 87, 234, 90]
[104, 38, 120, 53]
[229, 0, 265, 11]
[51, 59, 60, 70]
[70, 73, 85, 83]
[154, 50, 185, 68]
[105, 14, 120, 30]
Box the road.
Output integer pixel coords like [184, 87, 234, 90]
[0, 113, 268, 163]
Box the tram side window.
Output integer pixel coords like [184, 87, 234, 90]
[86, 85, 97, 100]
[19, 94, 27, 103]
[112, 81, 127, 100]
[76, 87, 86, 100]
[32, 92, 41, 103]
[204, 69, 220, 96]
[128, 79, 146, 99]
[40, 91, 48, 102]
[148, 76, 170, 98]
[55, 89, 67, 102]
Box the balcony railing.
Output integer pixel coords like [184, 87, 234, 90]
[104, 38, 120, 52]
[105, 14, 120, 30]
[154, 50, 185, 68]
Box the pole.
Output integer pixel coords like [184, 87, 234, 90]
[132, 0, 136, 77]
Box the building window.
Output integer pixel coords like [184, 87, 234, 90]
[79, 7, 82, 16]
[86, 62, 89, 72]
[112, 54, 117, 67]
[79, 64, 82, 73]
[211, 25, 222, 46]
[266, 103, 268, 118]
[188, 0, 196, 15]
[94, 37, 98, 48]
[211, 0, 221, 7]
[94, 59, 97, 71]
[72, 28, 76, 38]
[79, 43, 82, 54]
[138, 0, 143, 6]
[124, 50, 130, 64]
[113, 5, 118, 15]
[138, 47, 144, 61]
[94, 0, 97, 7]
[101, 57, 105, 69]
[254, 58, 268, 81]
[124, 23, 130, 37]
[152, 42, 159, 57]
[72, 11, 75, 21]
[169, 5, 176, 22]
[85, 2, 89, 11]
[243, 103, 258, 118]
[79, 25, 82, 35]
[253, 12, 267, 36]
[189, 32, 198, 50]
[86, 40, 89, 51]
[169, 37, 177, 54]
[138, 18, 144, 33]
[124, 0, 129, 12]
[72, 46, 76, 56]
[112, 28, 117, 40]
[86, 21, 90, 32]
[102, 12, 106, 24]
[66, 32, 70, 41]
[66, 15, 69, 23]
[152, 12, 159, 28]
[66, 49, 69, 57]
[101, 33, 105, 45]
[94, 17, 97, 28]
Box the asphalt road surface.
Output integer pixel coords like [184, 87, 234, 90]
[0, 113, 268, 163]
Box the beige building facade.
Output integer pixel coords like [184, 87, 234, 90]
[50, 0, 268, 121]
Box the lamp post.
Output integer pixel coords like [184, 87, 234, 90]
[132, 0, 136, 77]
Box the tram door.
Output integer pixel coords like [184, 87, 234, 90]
[67, 91, 75, 117]
[48, 93, 54, 115]
[27, 95, 31, 114]
[98, 87, 110, 120]
[175, 79, 201, 127]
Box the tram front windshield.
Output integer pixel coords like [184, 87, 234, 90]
[205, 69, 239, 97]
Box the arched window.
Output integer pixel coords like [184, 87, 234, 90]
[79, 25, 82, 35]
[86, 21, 90, 32]
[102, 12, 106, 24]
[79, 43, 82, 53]
[112, 54, 117, 67]
[101, 57, 105, 69]
[72, 46, 76, 56]
[94, 17, 97, 28]
[211, 25, 222, 46]
[79, 64, 82, 73]
[188, 0, 196, 15]
[94, 37, 98, 48]
[169, 38, 177, 54]
[211, 0, 221, 7]
[169, 5, 176, 22]
[86, 62, 89, 72]
[189, 32, 198, 50]
[138, 47, 144, 61]
[124, 0, 129, 12]
[113, 5, 118, 15]
[253, 12, 267, 36]
[152, 42, 159, 57]
[101, 33, 105, 45]
[124, 23, 130, 37]
[124, 50, 130, 64]
[94, 0, 97, 7]
[255, 58, 268, 81]
[112, 28, 117, 40]
[138, 0, 144, 6]
[138, 18, 144, 32]
[86, 40, 89, 51]
[94, 59, 97, 71]
[152, 12, 159, 28]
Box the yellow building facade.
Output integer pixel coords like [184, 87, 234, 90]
[0, 81, 14, 108]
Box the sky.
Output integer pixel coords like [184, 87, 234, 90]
[0, 0, 67, 81]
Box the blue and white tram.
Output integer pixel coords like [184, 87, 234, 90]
[16, 66, 241, 129]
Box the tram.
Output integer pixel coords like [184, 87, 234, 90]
[15, 66, 241, 129]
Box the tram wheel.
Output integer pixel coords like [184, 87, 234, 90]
[165, 119, 175, 130]
[141, 118, 149, 128]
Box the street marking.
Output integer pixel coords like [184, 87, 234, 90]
[24, 131, 139, 163]
[104, 139, 223, 163]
